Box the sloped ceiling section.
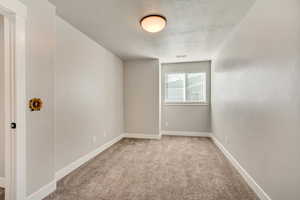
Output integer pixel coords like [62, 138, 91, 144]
[49, 0, 256, 62]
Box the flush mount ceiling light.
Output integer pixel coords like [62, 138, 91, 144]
[140, 15, 167, 33]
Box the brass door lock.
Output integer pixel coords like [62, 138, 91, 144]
[29, 98, 43, 111]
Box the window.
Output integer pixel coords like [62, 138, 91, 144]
[165, 73, 206, 103]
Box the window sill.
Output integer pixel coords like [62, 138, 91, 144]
[164, 102, 209, 106]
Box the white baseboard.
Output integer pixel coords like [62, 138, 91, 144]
[211, 136, 272, 200]
[24, 133, 271, 200]
[0, 177, 5, 188]
[26, 134, 124, 200]
[27, 180, 56, 200]
[55, 134, 124, 181]
[161, 131, 211, 137]
[123, 133, 161, 140]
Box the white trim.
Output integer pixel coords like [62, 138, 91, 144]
[0, 0, 27, 18]
[123, 133, 161, 140]
[164, 72, 207, 103]
[26, 180, 56, 200]
[55, 134, 124, 181]
[158, 62, 162, 139]
[0, 177, 5, 188]
[2, 15, 10, 197]
[26, 134, 125, 200]
[161, 131, 211, 137]
[24, 132, 272, 200]
[211, 136, 272, 200]
[0, 1, 27, 200]
[13, 15, 27, 200]
[35, 133, 162, 199]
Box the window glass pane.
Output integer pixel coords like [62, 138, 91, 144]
[165, 73, 185, 102]
[186, 73, 206, 102]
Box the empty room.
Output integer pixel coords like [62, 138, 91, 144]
[0, 0, 299, 200]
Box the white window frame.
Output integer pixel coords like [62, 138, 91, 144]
[164, 72, 207, 105]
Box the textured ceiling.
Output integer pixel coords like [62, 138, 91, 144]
[49, 0, 255, 62]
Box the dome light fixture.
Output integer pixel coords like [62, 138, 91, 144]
[140, 15, 167, 33]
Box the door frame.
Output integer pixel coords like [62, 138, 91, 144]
[0, 1, 26, 200]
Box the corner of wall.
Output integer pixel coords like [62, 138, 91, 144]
[0, 177, 5, 188]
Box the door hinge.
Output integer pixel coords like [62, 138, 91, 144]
[11, 122, 17, 129]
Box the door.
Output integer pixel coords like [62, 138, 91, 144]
[2, 15, 14, 200]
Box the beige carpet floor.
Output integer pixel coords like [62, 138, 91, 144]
[0, 187, 4, 200]
[44, 136, 259, 200]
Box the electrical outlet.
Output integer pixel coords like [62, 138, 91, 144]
[92, 136, 97, 144]
[104, 131, 107, 137]
[165, 122, 169, 127]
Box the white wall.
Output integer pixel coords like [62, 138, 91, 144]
[17, 0, 125, 197]
[211, 0, 300, 199]
[161, 62, 211, 132]
[55, 17, 124, 171]
[124, 59, 160, 136]
[0, 15, 4, 178]
[20, 0, 56, 196]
